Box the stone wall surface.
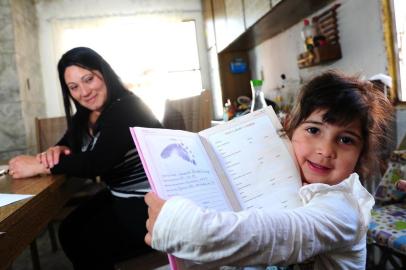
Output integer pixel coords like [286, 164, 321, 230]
[0, 0, 26, 161]
[0, 0, 44, 161]
[12, 0, 46, 155]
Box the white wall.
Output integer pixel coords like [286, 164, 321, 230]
[248, 0, 406, 144]
[249, 0, 387, 99]
[35, 0, 209, 117]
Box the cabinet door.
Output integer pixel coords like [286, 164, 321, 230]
[203, 0, 216, 50]
[243, 0, 271, 28]
[212, 0, 229, 52]
[224, 0, 245, 42]
[218, 51, 251, 105]
[208, 46, 223, 119]
[212, 0, 247, 52]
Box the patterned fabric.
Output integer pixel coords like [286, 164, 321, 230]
[374, 154, 406, 204]
[368, 202, 406, 255]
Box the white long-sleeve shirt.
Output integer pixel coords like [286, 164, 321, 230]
[152, 173, 374, 269]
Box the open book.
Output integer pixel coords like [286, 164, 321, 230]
[130, 106, 303, 269]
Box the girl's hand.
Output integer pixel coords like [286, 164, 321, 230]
[36, 146, 71, 169]
[396, 179, 406, 192]
[144, 192, 166, 246]
[8, 155, 50, 179]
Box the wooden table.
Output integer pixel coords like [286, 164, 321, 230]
[0, 173, 81, 269]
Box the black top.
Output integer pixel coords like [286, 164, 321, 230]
[51, 93, 162, 196]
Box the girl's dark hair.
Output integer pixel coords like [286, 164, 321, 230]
[57, 47, 130, 151]
[285, 70, 394, 180]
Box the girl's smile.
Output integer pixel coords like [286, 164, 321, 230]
[306, 160, 332, 174]
[291, 109, 363, 185]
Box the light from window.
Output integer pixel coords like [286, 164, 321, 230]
[60, 17, 203, 120]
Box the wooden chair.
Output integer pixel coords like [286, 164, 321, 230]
[35, 116, 67, 152]
[32, 116, 104, 269]
[162, 89, 212, 132]
[35, 115, 105, 215]
[24, 116, 68, 270]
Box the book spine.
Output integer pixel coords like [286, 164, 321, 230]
[129, 127, 179, 270]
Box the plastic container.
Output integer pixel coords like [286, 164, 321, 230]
[250, 79, 267, 112]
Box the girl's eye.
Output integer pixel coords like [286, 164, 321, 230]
[306, 127, 319, 134]
[339, 136, 354, 145]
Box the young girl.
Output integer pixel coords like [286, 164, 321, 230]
[144, 70, 394, 269]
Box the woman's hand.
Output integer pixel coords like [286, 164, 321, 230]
[36, 146, 71, 169]
[396, 179, 406, 192]
[8, 155, 50, 179]
[144, 192, 166, 246]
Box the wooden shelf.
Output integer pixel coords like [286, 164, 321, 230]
[220, 0, 334, 53]
[297, 3, 342, 68]
[297, 43, 342, 68]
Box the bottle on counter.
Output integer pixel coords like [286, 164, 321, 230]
[301, 19, 314, 51]
[223, 99, 235, 121]
[250, 79, 267, 112]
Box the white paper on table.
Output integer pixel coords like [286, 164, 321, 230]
[0, 194, 34, 208]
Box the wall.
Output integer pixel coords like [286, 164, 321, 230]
[249, 0, 406, 144]
[250, 0, 386, 98]
[35, 0, 209, 117]
[12, 0, 46, 154]
[0, 0, 43, 160]
[0, 0, 25, 160]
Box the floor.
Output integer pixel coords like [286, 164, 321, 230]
[10, 222, 170, 270]
[11, 224, 73, 270]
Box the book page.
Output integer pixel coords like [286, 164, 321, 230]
[131, 127, 232, 212]
[200, 107, 302, 212]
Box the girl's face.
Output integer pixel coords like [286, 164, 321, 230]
[291, 109, 363, 185]
[64, 65, 108, 113]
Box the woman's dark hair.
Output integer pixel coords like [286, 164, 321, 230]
[285, 70, 394, 181]
[57, 47, 130, 151]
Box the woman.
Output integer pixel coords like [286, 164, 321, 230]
[9, 47, 162, 269]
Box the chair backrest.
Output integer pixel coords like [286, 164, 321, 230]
[374, 151, 406, 205]
[35, 116, 67, 152]
[162, 90, 212, 132]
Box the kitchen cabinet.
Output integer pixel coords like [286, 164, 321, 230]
[211, 0, 228, 52]
[203, 0, 216, 50]
[211, 0, 245, 52]
[203, 0, 335, 111]
[224, 0, 245, 43]
[243, 0, 271, 29]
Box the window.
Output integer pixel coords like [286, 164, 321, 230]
[55, 16, 203, 120]
[393, 0, 406, 101]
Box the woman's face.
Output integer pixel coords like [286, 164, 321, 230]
[291, 109, 363, 185]
[64, 65, 108, 112]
